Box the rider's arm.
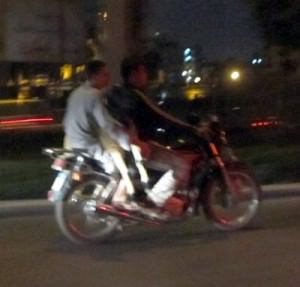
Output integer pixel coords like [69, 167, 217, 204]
[134, 89, 193, 129]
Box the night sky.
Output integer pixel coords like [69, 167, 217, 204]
[146, 0, 264, 61]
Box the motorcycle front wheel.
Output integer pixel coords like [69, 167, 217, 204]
[55, 174, 120, 244]
[202, 165, 261, 231]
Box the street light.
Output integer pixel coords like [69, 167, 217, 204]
[230, 70, 240, 81]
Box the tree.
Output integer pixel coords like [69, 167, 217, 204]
[250, 0, 300, 48]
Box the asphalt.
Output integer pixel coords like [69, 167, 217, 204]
[1, 183, 300, 217]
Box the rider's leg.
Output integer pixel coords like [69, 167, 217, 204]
[147, 170, 177, 206]
[99, 132, 137, 206]
[145, 143, 189, 206]
[63, 135, 71, 149]
[109, 148, 135, 197]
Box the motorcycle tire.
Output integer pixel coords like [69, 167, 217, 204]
[55, 174, 120, 244]
[202, 164, 262, 231]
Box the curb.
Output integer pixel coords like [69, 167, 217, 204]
[0, 199, 52, 217]
[261, 183, 300, 199]
[0, 183, 300, 217]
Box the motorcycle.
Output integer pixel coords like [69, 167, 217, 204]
[43, 115, 261, 244]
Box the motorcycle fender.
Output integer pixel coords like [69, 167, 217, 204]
[48, 171, 71, 202]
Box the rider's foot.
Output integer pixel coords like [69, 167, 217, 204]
[112, 198, 142, 212]
[112, 197, 171, 221]
[137, 195, 158, 209]
[113, 194, 158, 213]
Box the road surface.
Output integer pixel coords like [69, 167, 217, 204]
[1, 197, 300, 287]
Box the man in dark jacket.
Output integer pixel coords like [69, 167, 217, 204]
[106, 56, 193, 139]
[105, 56, 192, 207]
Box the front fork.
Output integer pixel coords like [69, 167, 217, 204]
[208, 142, 236, 194]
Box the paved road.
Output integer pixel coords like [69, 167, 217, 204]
[1, 197, 300, 287]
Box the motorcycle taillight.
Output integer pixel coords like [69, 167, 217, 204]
[51, 158, 67, 171]
[47, 190, 55, 202]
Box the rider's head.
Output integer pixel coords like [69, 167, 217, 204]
[86, 60, 110, 90]
[121, 56, 149, 91]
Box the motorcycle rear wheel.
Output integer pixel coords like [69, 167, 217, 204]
[55, 174, 120, 244]
[202, 165, 261, 231]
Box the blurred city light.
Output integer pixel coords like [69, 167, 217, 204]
[230, 71, 240, 81]
[184, 48, 191, 56]
[185, 87, 204, 101]
[186, 76, 193, 83]
[181, 70, 188, 77]
[60, 64, 72, 80]
[184, 55, 192, 62]
[0, 98, 40, 106]
[252, 58, 263, 65]
[161, 91, 168, 99]
[156, 128, 166, 133]
[0, 116, 54, 126]
[194, 76, 201, 83]
[103, 11, 108, 21]
[251, 120, 280, 128]
[75, 65, 85, 74]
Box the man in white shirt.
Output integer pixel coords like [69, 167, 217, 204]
[63, 60, 136, 204]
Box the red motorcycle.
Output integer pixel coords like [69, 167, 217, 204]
[43, 116, 261, 244]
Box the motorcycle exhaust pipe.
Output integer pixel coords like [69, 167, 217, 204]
[95, 204, 161, 226]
